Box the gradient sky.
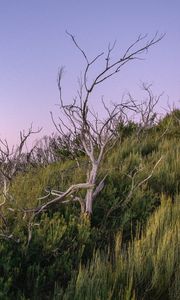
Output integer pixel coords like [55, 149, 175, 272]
[0, 0, 179, 145]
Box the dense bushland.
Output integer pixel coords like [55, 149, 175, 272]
[0, 111, 179, 299]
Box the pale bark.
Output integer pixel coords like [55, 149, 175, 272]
[33, 32, 164, 217]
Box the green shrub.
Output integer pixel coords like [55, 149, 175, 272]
[61, 197, 179, 300]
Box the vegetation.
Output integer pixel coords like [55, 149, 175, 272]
[57, 196, 179, 300]
[0, 110, 179, 299]
[0, 33, 179, 299]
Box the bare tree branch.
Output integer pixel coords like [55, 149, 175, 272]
[0, 126, 42, 197]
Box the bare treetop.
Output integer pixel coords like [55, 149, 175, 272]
[49, 32, 164, 215]
[0, 125, 41, 197]
[66, 31, 165, 93]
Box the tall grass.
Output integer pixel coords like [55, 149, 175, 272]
[57, 197, 179, 300]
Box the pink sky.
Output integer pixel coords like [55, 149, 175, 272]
[0, 0, 179, 146]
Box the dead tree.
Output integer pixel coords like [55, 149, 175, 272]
[127, 82, 163, 133]
[0, 126, 41, 198]
[0, 126, 42, 241]
[29, 32, 164, 217]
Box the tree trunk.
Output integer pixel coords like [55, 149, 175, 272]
[85, 162, 98, 214]
[85, 188, 94, 214]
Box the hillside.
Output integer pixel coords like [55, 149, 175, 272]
[0, 110, 179, 299]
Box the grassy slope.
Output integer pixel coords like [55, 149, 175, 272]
[0, 112, 179, 299]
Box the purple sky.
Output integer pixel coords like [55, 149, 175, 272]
[0, 1, 180, 145]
